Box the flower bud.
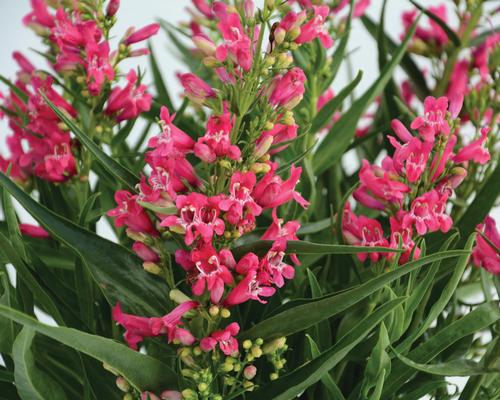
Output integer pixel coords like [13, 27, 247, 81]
[193, 35, 216, 56]
[116, 377, 130, 392]
[220, 308, 231, 318]
[209, 305, 220, 317]
[193, 346, 202, 356]
[160, 391, 182, 400]
[141, 392, 160, 400]
[264, 56, 276, 68]
[288, 27, 301, 41]
[106, 0, 120, 17]
[243, 365, 257, 380]
[262, 337, 287, 354]
[250, 162, 271, 174]
[281, 111, 295, 125]
[276, 53, 293, 69]
[243, 380, 254, 391]
[124, 24, 160, 45]
[253, 136, 273, 160]
[274, 28, 286, 45]
[123, 394, 133, 400]
[242, 340, 252, 350]
[251, 346, 262, 358]
[202, 56, 221, 68]
[181, 389, 197, 400]
[143, 262, 162, 275]
[197, 383, 208, 392]
[169, 289, 192, 304]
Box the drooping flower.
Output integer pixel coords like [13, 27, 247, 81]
[454, 127, 490, 165]
[85, 41, 115, 95]
[179, 73, 216, 104]
[200, 322, 240, 355]
[259, 239, 295, 288]
[34, 143, 77, 183]
[19, 223, 50, 239]
[472, 216, 500, 275]
[296, 6, 333, 48]
[224, 269, 275, 306]
[269, 67, 306, 110]
[389, 212, 420, 264]
[124, 23, 160, 45]
[402, 190, 452, 235]
[389, 132, 433, 183]
[107, 190, 157, 235]
[261, 208, 301, 265]
[410, 96, 450, 141]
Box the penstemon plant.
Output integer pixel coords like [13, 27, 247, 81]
[0, 0, 498, 399]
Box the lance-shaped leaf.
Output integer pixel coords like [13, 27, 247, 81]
[149, 44, 174, 111]
[246, 298, 405, 400]
[0, 171, 169, 316]
[313, 18, 419, 175]
[40, 92, 139, 192]
[0, 305, 177, 392]
[241, 250, 467, 340]
[13, 327, 67, 400]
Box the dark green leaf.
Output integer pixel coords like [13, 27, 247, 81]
[149, 45, 174, 111]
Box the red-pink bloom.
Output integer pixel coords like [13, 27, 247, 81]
[454, 127, 490, 165]
[389, 212, 420, 264]
[200, 322, 240, 355]
[215, 11, 253, 71]
[402, 190, 452, 235]
[472, 33, 500, 80]
[161, 193, 225, 245]
[259, 239, 295, 288]
[141, 393, 159, 400]
[160, 391, 182, 400]
[402, 5, 449, 48]
[354, 159, 410, 210]
[429, 133, 457, 181]
[179, 73, 216, 104]
[253, 164, 309, 209]
[296, 6, 333, 48]
[34, 144, 77, 183]
[147, 107, 195, 159]
[23, 0, 55, 28]
[256, 123, 298, 155]
[106, 70, 152, 122]
[107, 190, 157, 235]
[219, 171, 262, 226]
[194, 113, 241, 162]
[269, 67, 306, 110]
[410, 96, 450, 141]
[12, 51, 35, 76]
[132, 242, 160, 263]
[189, 245, 235, 303]
[106, 0, 120, 17]
[192, 0, 214, 19]
[124, 23, 160, 45]
[19, 223, 49, 239]
[224, 269, 275, 306]
[234, 252, 260, 275]
[342, 205, 389, 262]
[139, 167, 177, 203]
[85, 41, 114, 95]
[160, 301, 199, 345]
[447, 60, 469, 99]
[262, 208, 301, 265]
[472, 216, 500, 275]
[145, 157, 199, 196]
[389, 133, 433, 183]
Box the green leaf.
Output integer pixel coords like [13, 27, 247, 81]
[233, 240, 398, 258]
[311, 71, 362, 134]
[40, 92, 139, 192]
[0, 171, 169, 316]
[391, 346, 499, 376]
[13, 327, 67, 400]
[382, 301, 500, 396]
[0, 74, 28, 103]
[298, 218, 332, 235]
[149, 45, 174, 111]
[409, 0, 461, 46]
[0, 305, 177, 392]
[396, 234, 475, 353]
[242, 250, 467, 340]
[306, 335, 345, 400]
[246, 298, 405, 400]
[313, 18, 419, 175]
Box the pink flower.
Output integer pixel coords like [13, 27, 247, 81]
[269, 67, 306, 110]
[194, 113, 241, 162]
[253, 164, 309, 209]
[224, 269, 276, 306]
[389, 212, 420, 264]
[472, 217, 500, 275]
[262, 208, 301, 265]
[189, 245, 235, 303]
[472, 33, 500, 80]
[160, 193, 225, 245]
[107, 190, 157, 235]
[161, 301, 199, 345]
[85, 41, 114, 95]
[402, 5, 450, 48]
[259, 239, 295, 288]
[124, 23, 160, 45]
[179, 73, 216, 104]
[106, 0, 120, 17]
[147, 107, 195, 159]
[403, 190, 452, 235]
[106, 70, 152, 122]
[215, 11, 253, 71]
[219, 171, 262, 226]
[141, 393, 159, 400]
[34, 143, 77, 183]
[145, 157, 199, 196]
[389, 132, 433, 183]
[410, 96, 450, 141]
[454, 127, 490, 165]
[296, 6, 333, 48]
[160, 391, 182, 400]
[19, 223, 49, 239]
[447, 60, 469, 99]
[132, 242, 160, 263]
[200, 322, 240, 355]
[256, 123, 298, 155]
[353, 159, 410, 210]
[23, 0, 55, 28]
[342, 205, 389, 262]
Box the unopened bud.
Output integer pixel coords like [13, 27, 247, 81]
[270, 372, 279, 381]
[221, 362, 233, 372]
[160, 391, 182, 400]
[243, 339, 252, 350]
[220, 308, 231, 318]
[281, 111, 295, 125]
[203, 56, 221, 68]
[276, 53, 293, 69]
[243, 365, 257, 380]
[251, 346, 262, 358]
[116, 377, 130, 392]
[209, 305, 220, 317]
[181, 389, 197, 400]
[262, 337, 287, 354]
[143, 262, 162, 275]
[274, 28, 286, 45]
[193, 35, 216, 56]
[250, 162, 271, 174]
[169, 289, 191, 304]
[193, 346, 202, 356]
[197, 383, 208, 392]
[288, 27, 301, 41]
[264, 56, 276, 68]
[219, 159, 232, 169]
[253, 136, 274, 160]
[243, 380, 254, 390]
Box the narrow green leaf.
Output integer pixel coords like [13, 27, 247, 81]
[0, 305, 177, 392]
[313, 18, 419, 175]
[0, 74, 28, 103]
[242, 250, 467, 339]
[0, 172, 169, 316]
[246, 298, 405, 400]
[149, 45, 174, 111]
[383, 301, 500, 396]
[40, 92, 139, 192]
[13, 327, 67, 400]
[409, 0, 461, 46]
[298, 218, 332, 235]
[311, 71, 362, 134]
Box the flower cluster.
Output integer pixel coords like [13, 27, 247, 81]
[0, 0, 156, 183]
[472, 216, 500, 275]
[105, 1, 334, 398]
[344, 95, 492, 265]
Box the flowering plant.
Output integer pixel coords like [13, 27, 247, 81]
[0, 0, 498, 399]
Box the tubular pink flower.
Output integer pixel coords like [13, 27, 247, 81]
[259, 239, 295, 288]
[410, 96, 450, 141]
[107, 190, 157, 235]
[19, 223, 50, 239]
[472, 217, 500, 275]
[106, 0, 120, 17]
[224, 269, 275, 306]
[269, 67, 306, 110]
[124, 23, 160, 45]
[200, 322, 240, 355]
[454, 127, 490, 165]
[179, 73, 216, 104]
[132, 242, 160, 263]
[296, 6, 333, 48]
